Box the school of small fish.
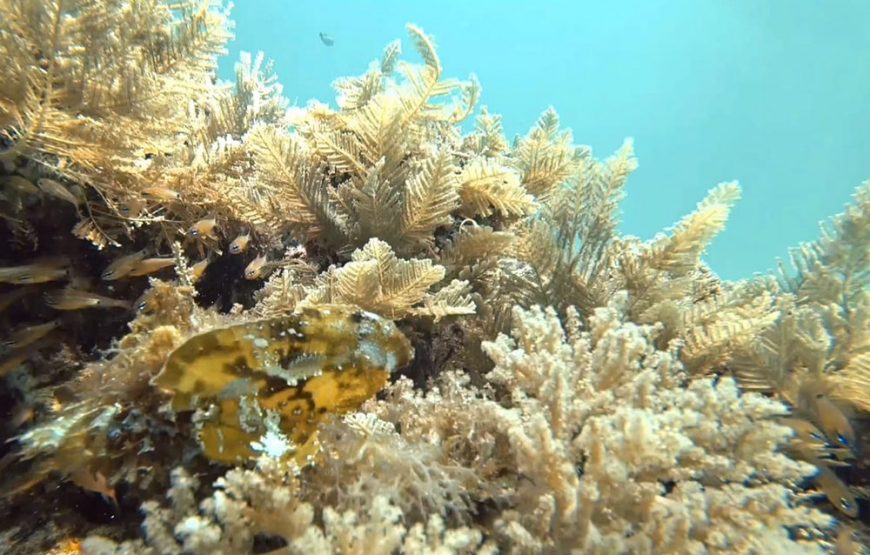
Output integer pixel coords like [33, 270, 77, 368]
[783, 381, 865, 519]
[0, 175, 293, 394]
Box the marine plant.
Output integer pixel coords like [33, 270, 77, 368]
[0, 1, 867, 553]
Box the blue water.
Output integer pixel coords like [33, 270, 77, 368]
[219, 0, 870, 281]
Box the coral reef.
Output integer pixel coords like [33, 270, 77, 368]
[0, 1, 867, 553]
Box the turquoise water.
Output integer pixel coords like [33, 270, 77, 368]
[219, 0, 870, 281]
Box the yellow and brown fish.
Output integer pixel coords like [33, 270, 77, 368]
[153, 305, 413, 463]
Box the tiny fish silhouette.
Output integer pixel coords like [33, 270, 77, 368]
[229, 232, 250, 254]
[319, 32, 334, 46]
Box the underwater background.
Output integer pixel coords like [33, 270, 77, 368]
[220, 0, 870, 280]
[1, 0, 869, 552]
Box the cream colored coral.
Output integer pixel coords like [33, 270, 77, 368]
[124, 458, 489, 555]
[97, 295, 835, 554]
[366, 298, 834, 553]
[479, 299, 832, 553]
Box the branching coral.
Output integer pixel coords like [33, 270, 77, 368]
[97, 301, 837, 554]
[373, 302, 836, 553]
[774, 181, 870, 413]
[0, 0, 231, 169]
[300, 238, 476, 321]
[0, 0, 236, 247]
[87, 457, 490, 555]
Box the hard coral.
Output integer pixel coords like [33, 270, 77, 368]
[372, 300, 835, 553]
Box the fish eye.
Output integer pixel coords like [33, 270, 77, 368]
[837, 434, 850, 446]
[840, 498, 853, 511]
[190, 229, 199, 236]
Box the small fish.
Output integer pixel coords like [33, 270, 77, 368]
[101, 249, 148, 280]
[7, 404, 34, 430]
[0, 189, 23, 211]
[0, 259, 69, 285]
[779, 417, 827, 444]
[189, 218, 219, 240]
[70, 469, 118, 507]
[191, 257, 211, 282]
[814, 465, 859, 518]
[0, 453, 15, 476]
[2, 176, 40, 196]
[836, 525, 865, 555]
[0, 332, 57, 377]
[142, 186, 180, 201]
[813, 394, 856, 449]
[45, 289, 131, 311]
[133, 289, 156, 312]
[0, 350, 31, 377]
[36, 178, 81, 208]
[229, 232, 251, 254]
[127, 257, 176, 277]
[119, 198, 145, 218]
[244, 253, 268, 280]
[319, 32, 334, 46]
[2, 320, 60, 350]
[0, 467, 46, 497]
[68, 184, 87, 203]
[0, 287, 32, 312]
